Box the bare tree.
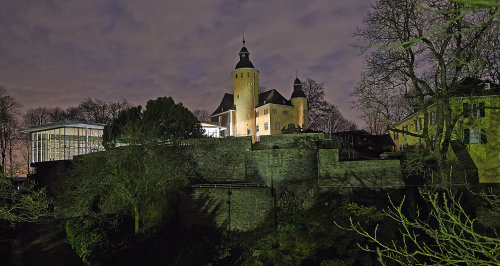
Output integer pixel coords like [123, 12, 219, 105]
[353, 78, 412, 134]
[53, 98, 130, 124]
[302, 78, 358, 132]
[0, 87, 21, 176]
[23, 107, 53, 128]
[353, 0, 499, 180]
[192, 109, 210, 123]
[302, 79, 329, 130]
[49, 107, 68, 122]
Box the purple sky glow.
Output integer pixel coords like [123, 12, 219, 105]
[1, 0, 374, 127]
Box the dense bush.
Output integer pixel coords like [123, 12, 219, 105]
[65, 216, 118, 264]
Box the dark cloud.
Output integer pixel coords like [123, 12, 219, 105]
[1, 0, 373, 126]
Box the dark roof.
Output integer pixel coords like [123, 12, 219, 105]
[332, 130, 371, 137]
[210, 93, 235, 116]
[397, 78, 500, 124]
[235, 46, 254, 69]
[451, 77, 500, 96]
[291, 90, 306, 98]
[291, 77, 306, 98]
[211, 89, 293, 116]
[258, 89, 291, 107]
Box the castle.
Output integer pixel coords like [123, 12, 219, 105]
[210, 40, 308, 142]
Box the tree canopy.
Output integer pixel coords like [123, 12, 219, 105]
[103, 97, 202, 148]
[352, 0, 499, 179]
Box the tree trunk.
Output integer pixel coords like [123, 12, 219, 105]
[134, 205, 140, 234]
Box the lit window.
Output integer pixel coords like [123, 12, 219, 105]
[264, 122, 268, 130]
[464, 128, 487, 144]
[264, 109, 268, 115]
[275, 122, 280, 130]
[272, 109, 277, 114]
[430, 111, 436, 125]
[415, 118, 422, 131]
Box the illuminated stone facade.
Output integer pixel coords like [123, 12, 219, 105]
[210, 43, 308, 142]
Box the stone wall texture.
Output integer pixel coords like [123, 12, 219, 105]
[182, 137, 251, 182]
[254, 133, 326, 150]
[318, 149, 404, 193]
[43, 133, 404, 232]
[246, 149, 317, 185]
[180, 187, 273, 232]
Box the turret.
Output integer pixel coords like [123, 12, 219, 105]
[291, 77, 308, 128]
[232, 39, 259, 140]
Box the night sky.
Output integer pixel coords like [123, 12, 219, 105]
[1, 0, 373, 126]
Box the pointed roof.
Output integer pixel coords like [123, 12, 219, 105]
[291, 77, 306, 98]
[258, 89, 291, 107]
[235, 40, 254, 69]
[210, 93, 235, 116]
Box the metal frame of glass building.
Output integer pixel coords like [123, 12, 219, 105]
[20, 121, 105, 164]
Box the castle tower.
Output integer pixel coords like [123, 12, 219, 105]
[232, 40, 259, 140]
[291, 77, 308, 129]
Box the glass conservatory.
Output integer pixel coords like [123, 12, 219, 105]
[21, 121, 105, 164]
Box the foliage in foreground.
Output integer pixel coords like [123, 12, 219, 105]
[64, 144, 189, 234]
[0, 176, 52, 224]
[241, 189, 391, 265]
[341, 188, 500, 265]
[65, 216, 120, 264]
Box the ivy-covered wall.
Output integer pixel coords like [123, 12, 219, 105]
[245, 149, 317, 185]
[254, 133, 327, 150]
[181, 137, 252, 182]
[318, 149, 404, 193]
[180, 187, 273, 232]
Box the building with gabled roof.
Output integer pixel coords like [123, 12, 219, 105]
[210, 40, 308, 142]
[388, 79, 500, 183]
